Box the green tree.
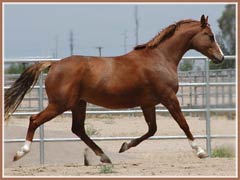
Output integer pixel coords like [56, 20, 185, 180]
[218, 4, 236, 55]
[210, 4, 236, 70]
[6, 63, 26, 74]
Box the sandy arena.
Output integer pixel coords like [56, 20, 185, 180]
[4, 113, 236, 177]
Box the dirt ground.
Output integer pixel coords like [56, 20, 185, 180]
[3, 114, 237, 177]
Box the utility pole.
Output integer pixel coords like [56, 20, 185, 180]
[134, 5, 139, 46]
[96, 46, 103, 57]
[69, 30, 74, 56]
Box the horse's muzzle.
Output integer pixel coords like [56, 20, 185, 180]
[212, 56, 224, 64]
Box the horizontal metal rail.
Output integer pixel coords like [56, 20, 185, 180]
[4, 58, 60, 63]
[4, 134, 236, 143]
[9, 107, 236, 117]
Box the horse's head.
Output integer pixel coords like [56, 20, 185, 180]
[191, 15, 224, 64]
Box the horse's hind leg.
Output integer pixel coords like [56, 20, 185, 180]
[163, 94, 208, 158]
[119, 106, 157, 153]
[13, 103, 63, 161]
[71, 100, 112, 164]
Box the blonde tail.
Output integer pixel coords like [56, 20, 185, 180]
[4, 61, 52, 121]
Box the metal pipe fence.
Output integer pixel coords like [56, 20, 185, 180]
[4, 56, 236, 164]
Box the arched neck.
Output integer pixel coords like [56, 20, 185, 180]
[154, 26, 200, 67]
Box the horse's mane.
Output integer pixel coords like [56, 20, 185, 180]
[134, 19, 199, 50]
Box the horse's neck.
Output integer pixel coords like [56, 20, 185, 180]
[157, 27, 200, 67]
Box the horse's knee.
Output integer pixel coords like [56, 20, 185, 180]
[71, 126, 80, 135]
[149, 129, 156, 136]
[29, 114, 40, 129]
[149, 125, 157, 136]
[30, 114, 37, 122]
[71, 125, 85, 138]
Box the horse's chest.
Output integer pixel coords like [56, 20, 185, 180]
[148, 67, 179, 93]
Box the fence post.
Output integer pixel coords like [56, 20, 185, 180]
[189, 71, 192, 116]
[216, 71, 218, 117]
[194, 75, 197, 117]
[228, 71, 233, 119]
[202, 71, 205, 107]
[39, 72, 45, 164]
[205, 58, 211, 157]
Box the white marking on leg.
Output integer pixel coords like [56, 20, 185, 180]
[189, 139, 198, 150]
[188, 140, 208, 158]
[13, 140, 32, 161]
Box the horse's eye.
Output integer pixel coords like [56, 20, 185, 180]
[209, 35, 214, 41]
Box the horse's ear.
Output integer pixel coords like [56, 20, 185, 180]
[200, 14, 207, 27]
[205, 16, 209, 24]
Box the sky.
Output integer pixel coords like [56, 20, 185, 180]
[4, 3, 227, 59]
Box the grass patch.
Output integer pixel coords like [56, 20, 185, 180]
[99, 164, 114, 174]
[211, 146, 234, 158]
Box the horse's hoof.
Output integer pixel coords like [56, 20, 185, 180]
[13, 155, 20, 161]
[13, 153, 24, 161]
[13, 150, 28, 162]
[13, 141, 31, 162]
[100, 154, 112, 164]
[84, 148, 90, 166]
[197, 151, 208, 159]
[119, 142, 128, 153]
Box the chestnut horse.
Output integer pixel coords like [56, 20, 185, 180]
[5, 15, 224, 164]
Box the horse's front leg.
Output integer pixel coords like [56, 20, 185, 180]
[163, 93, 208, 158]
[71, 100, 112, 164]
[119, 106, 157, 153]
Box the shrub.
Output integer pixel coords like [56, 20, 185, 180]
[211, 146, 234, 158]
[99, 164, 113, 174]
